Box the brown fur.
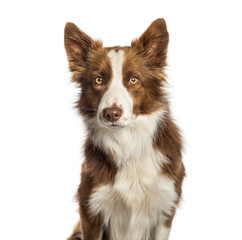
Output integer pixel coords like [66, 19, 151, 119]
[76, 137, 117, 239]
[154, 114, 185, 227]
[64, 18, 185, 240]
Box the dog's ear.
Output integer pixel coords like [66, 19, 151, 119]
[131, 18, 169, 67]
[64, 22, 102, 72]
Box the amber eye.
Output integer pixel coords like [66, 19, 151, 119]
[95, 77, 103, 85]
[129, 77, 138, 85]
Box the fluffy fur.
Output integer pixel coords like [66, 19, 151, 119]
[64, 18, 185, 240]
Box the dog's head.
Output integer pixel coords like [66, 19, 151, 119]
[64, 19, 169, 130]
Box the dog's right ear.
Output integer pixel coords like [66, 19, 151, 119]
[64, 22, 102, 73]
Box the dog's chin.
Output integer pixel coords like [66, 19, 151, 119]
[108, 125, 126, 130]
[98, 121, 129, 130]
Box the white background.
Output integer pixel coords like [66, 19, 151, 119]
[0, 0, 242, 239]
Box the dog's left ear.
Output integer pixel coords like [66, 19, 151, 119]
[131, 18, 169, 67]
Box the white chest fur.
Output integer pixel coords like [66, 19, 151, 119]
[89, 154, 177, 240]
[88, 111, 178, 240]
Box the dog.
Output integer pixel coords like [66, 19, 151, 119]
[64, 18, 185, 240]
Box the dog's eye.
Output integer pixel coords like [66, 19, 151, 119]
[129, 77, 138, 85]
[95, 77, 103, 85]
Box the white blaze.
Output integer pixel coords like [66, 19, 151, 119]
[97, 50, 133, 128]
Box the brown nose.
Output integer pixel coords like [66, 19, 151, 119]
[104, 108, 122, 122]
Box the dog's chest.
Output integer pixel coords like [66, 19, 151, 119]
[114, 157, 163, 208]
[89, 151, 177, 240]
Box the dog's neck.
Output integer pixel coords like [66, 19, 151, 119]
[86, 109, 167, 167]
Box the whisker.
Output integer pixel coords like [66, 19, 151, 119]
[132, 110, 153, 114]
[80, 109, 98, 113]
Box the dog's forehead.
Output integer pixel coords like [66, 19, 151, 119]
[104, 46, 130, 68]
[92, 46, 135, 78]
[105, 46, 130, 52]
[107, 49, 124, 83]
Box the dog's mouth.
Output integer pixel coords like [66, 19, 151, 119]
[97, 114, 133, 130]
[110, 123, 126, 129]
[99, 121, 127, 130]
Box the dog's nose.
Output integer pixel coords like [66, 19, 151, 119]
[104, 108, 122, 122]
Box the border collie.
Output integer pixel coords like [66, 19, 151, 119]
[64, 18, 185, 240]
